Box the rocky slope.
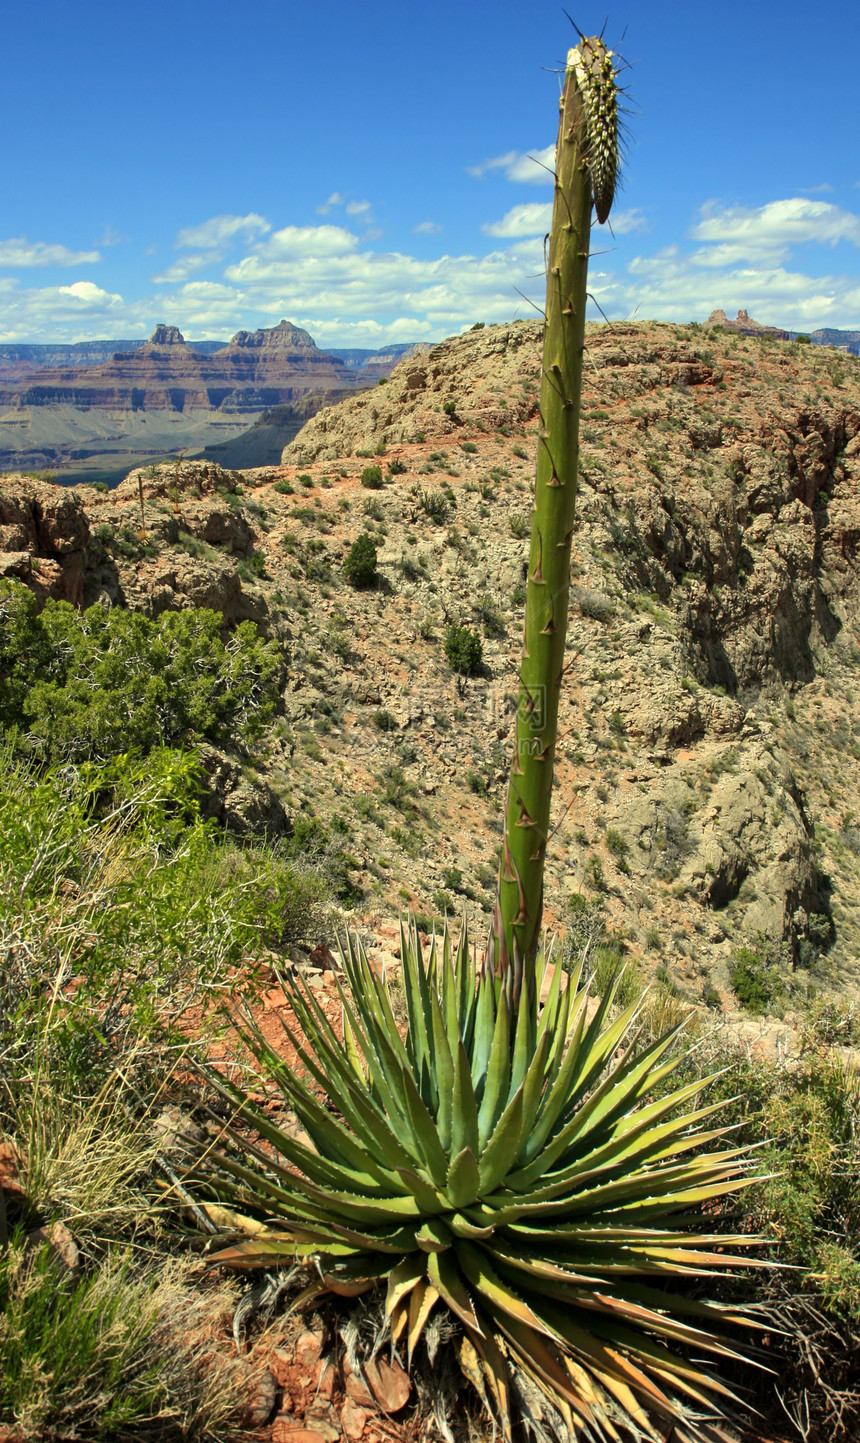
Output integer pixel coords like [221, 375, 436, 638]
[4, 317, 860, 1022]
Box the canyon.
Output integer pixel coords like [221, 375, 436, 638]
[4, 316, 860, 1033]
[0, 321, 420, 483]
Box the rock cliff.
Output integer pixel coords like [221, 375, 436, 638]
[0, 320, 360, 415]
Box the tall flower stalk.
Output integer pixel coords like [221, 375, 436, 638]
[492, 38, 618, 1002]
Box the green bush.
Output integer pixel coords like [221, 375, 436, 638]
[343, 533, 378, 588]
[442, 399, 457, 416]
[605, 827, 630, 872]
[444, 624, 482, 675]
[729, 941, 787, 1015]
[360, 465, 383, 489]
[0, 580, 282, 763]
[419, 488, 450, 525]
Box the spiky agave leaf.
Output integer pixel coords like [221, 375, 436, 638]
[184, 918, 769, 1443]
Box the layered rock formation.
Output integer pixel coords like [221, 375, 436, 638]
[0, 321, 358, 415]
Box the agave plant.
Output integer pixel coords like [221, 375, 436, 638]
[189, 922, 764, 1443]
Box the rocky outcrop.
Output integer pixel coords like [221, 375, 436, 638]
[705, 308, 790, 341]
[0, 321, 365, 415]
[0, 479, 91, 604]
[283, 322, 541, 463]
[0, 462, 270, 625]
[197, 744, 288, 836]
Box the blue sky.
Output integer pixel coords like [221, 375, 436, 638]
[3, 0, 860, 346]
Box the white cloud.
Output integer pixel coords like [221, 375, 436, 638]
[485, 203, 647, 240]
[96, 225, 129, 247]
[226, 225, 359, 276]
[414, 220, 442, 235]
[483, 202, 552, 238]
[57, 281, 120, 305]
[317, 192, 345, 214]
[468, 145, 555, 184]
[345, 200, 371, 216]
[592, 241, 860, 330]
[0, 238, 101, 268]
[152, 254, 215, 284]
[595, 208, 648, 236]
[0, 278, 126, 341]
[6, 194, 860, 348]
[175, 213, 270, 249]
[690, 198, 860, 264]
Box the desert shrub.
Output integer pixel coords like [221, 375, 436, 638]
[729, 939, 789, 1015]
[508, 513, 530, 539]
[0, 1239, 248, 1440]
[237, 549, 267, 580]
[442, 399, 457, 416]
[417, 488, 450, 525]
[373, 708, 398, 732]
[281, 814, 358, 903]
[460, 441, 478, 454]
[387, 459, 407, 476]
[605, 827, 630, 872]
[575, 587, 614, 621]
[475, 594, 506, 638]
[343, 533, 378, 588]
[444, 625, 482, 675]
[360, 465, 383, 489]
[0, 580, 282, 764]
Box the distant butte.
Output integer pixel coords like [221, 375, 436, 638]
[704, 308, 790, 341]
[0, 320, 363, 415]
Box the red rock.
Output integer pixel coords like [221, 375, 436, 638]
[294, 1321, 324, 1367]
[343, 1358, 374, 1408]
[340, 1397, 368, 1440]
[364, 1356, 411, 1414]
[0, 1140, 24, 1196]
[271, 1424, 336, 1443]
[26, 1221, 80, 1279]
[238, 1366, 278, 1427]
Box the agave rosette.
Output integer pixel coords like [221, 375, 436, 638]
[189, 922, 766, 1442]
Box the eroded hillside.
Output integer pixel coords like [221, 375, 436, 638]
[4, 318, 860, 1017]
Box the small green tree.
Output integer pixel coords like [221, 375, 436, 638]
[444, 624, 482, 675]
[360, 465, 383, 489]
[343, 533, 378, 588]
